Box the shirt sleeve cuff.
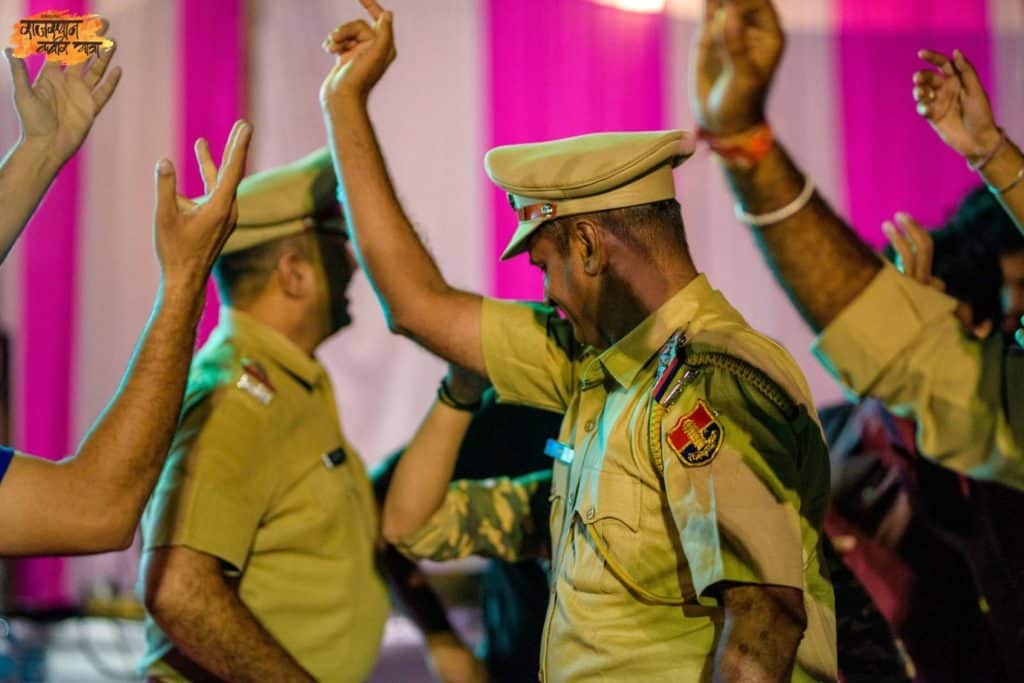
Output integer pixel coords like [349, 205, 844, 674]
[481, 298, 572, 413]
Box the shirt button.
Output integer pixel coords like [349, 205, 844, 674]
[584, 420, 595, 432]
[585, 506, 596, 521]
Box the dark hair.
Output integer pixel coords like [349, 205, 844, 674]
[883, 215, 1003, 329]
[212, 233, 317, 306]
[931, 228, 1003, 328]
[948, 185, 1024, 255]
[539, 198, 688, 257]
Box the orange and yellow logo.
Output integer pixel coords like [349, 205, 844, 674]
[9, 11, 111, 66]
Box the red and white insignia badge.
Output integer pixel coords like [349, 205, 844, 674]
[666, 399, 723, 467]
[237, 360, 275, 406]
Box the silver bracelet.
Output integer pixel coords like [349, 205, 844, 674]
[734, 176, 816, 227]
[989, 164, 1024, 195]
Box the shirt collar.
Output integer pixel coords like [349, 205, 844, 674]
[597, 274, 715, 389]
[218, 307, 325, 387]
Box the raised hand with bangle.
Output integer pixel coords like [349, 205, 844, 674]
[913, 49, 1024, 232]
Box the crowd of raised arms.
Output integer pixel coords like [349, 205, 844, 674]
[0, 1, 1021, 681]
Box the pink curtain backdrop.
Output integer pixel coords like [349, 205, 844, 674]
[486, 0, 668, 300]
[180, 0, 246, 344]
[838, 0, 994, 247]
[13, 0, 89, 610]
[0, 0, 1018, 607]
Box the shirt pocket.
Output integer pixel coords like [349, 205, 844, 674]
[285, 447, 361, 557]
[573, 468, 642, 594]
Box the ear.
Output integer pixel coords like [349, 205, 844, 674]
[275, 249, 314, 299]
[572, 218, 606, 276]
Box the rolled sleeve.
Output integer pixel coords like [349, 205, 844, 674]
[812, 265, 958, 396]
[813, 265, 1024, 489]
[481, 298, 577, 413]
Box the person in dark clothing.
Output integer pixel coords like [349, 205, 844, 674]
[373, 393, 561, 683]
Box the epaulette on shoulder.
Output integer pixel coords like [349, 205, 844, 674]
[234, 359, 276, 406]
[685, 348, 797, 420]
[655, 337, 797, 421]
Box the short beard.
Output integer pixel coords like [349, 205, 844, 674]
[594, 265, 648, 347]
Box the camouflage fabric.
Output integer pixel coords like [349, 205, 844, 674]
[397, 471, 552, 563]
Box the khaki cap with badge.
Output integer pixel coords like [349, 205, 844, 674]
[222, 147, 346, 255]
[485, 130, 696, 260]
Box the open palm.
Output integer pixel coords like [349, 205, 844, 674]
[4, 40, 121, 168]
[913, 50, 997, 158]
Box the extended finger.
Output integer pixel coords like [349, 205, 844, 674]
[3, 48, 30, 94]
[882, 220, 915, 275]
[360, 0, 388, 20]
[91, 66, 121, 114]
[154, 158, 178, 227]
[210, 120, 253, 206]
[918, 49, 956, 77]
[67, 20, 108, 77]
[952, 49, 985, 98]
[193, 138, 219, 195]
[84, 40, 116, 89]
[896, 212, 932, 281]
[371, 10, 395, 62]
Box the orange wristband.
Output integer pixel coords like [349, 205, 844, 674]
[700, 124, 774, 169]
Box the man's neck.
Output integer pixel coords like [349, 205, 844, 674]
[600, 257, 699, 346]
[236, 298, 322, 356]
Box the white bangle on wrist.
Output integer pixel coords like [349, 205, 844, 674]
[735, 176, 816, 227]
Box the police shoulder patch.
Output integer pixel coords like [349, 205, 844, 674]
[666, 399, 723, 467]
[236, 359, 275, 406]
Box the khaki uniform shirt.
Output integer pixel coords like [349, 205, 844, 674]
[408, 275, 837, 682]
[814, 265, 1024, 491]
[139, 308, 389, 682]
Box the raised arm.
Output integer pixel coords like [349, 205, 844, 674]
[913, 49, 1024, 235]
[0, 34, 121, 263]
[690, 0, 880, 332]
[381, 366, 489, 543]
[376, 366, 490, 683]
[0, 120, 252, 556]
[318, 0, 485, 374]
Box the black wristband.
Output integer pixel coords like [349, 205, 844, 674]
[437, 378, 482, 412]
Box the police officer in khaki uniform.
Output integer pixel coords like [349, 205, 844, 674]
[319, 3, 837, 680]
[138, 148, 389, 682]
[688, 0, 1024, 491]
